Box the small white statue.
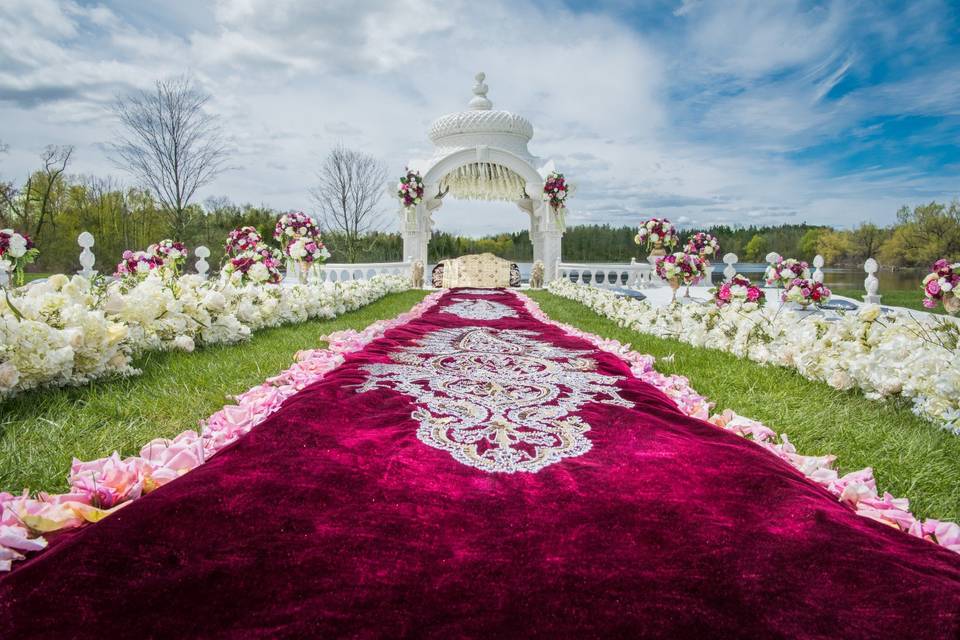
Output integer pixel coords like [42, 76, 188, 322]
[529, 260, 545, 289]
[411, 260, 424, 288]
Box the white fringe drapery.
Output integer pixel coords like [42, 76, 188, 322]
[439, 163, 527, 201]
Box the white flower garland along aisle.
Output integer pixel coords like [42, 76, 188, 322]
[547, 279, 960, 434]
[542, 171, 572, 231]
[0, 273, 409, 399]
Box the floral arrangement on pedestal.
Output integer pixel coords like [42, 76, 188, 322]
[147, 239, 188, 275]
[764, 257, 810, 288]
[397, 169, 425, 213]
[635, 218, 679, 257]
[782, 278, 831, 308]
[542, 171, 572, 230]
[685, 232, 721, 262]
[922, 259, 960, 314]
[223, 244, 283, 285]
[655, 251, 706, 301]
[0, 229, 39, 286]
[273, 212, 329, 283]
[114, 250, 162, 283]
[225, 227, 263, 257]
[712, 274, 766, 308]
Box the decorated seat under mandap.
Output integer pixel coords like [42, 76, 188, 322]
[431, 253, 522, 288]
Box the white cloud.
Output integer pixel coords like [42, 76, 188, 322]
[0, 0, 956, 240]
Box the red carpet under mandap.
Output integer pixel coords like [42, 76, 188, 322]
[2, 289, 959, 638]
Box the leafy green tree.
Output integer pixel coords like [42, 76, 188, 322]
[743, 234, 768, 261]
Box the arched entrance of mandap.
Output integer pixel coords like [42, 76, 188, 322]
[393, 73, 566, 281]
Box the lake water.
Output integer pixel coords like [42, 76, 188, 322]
[510, 262, 924, 292]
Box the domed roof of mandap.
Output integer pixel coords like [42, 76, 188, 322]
[421, 73, 547, 201]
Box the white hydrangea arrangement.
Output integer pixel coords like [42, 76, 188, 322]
[0, 273, 409, 398]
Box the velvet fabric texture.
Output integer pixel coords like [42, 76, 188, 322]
[2, 289, 959, 638]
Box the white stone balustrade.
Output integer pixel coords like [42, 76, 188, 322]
[556, 261, 653, 288]
[78, 231, 97, 278]
[194, 246, 210, 278]
[316, 262, 413, 283]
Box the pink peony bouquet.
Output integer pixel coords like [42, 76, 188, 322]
[685, 232, 721, 261]
[397, 169, 424, 211]
[922, 259, 960, 313]
[655, 251, 707, 286]
[782, 278, 831, 308]
[765, 257, 809, 288]
[223, 245, 283, 285]
[712, 274, 766, 308]
[542, 171, 572, 210]
[147, 239, 188, 274]
[114, 250, 162, 281]
[0, 228, 39, 286]
[225, 227, 263, 258]
[635, 218, 679, 251]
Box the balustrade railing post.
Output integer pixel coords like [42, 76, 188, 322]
[863, 258, 881, 304]
[77, 231, 97, 279]
[812, 255, 825, 283]
[722, 253, 738, 281]
[194, 246, 210, 279]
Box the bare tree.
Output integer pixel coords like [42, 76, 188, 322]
[108, 75, 230, 240]
[311, 145, 387, 263]
[0, 144, 73, 239]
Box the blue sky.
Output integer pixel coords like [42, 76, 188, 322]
[0, 0, 957, 235]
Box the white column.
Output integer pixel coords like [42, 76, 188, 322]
[401, 203, 429, 267]
[538, 203, 563, 282]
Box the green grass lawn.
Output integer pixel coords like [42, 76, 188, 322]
[0, 290, 427, 495]
[526, 291, 960, 522]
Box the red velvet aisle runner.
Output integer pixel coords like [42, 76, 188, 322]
[2, 289, 959, 638]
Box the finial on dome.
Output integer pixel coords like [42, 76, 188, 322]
[468, 71, 492, 110]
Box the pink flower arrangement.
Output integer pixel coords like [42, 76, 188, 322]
[225, 227, 263, 258]
[224, 245, 283, 285]
[147, 239, 188, 274]
[782, 278, 831, 307]
[655, 251, 707, 286]
[712, 274, 766, 308]
[397, 169, 424, 211]
[114, 250, 162, 281]
[922, 259, 960, 313]
[0, 228, 39, 286]
[542, 171, 572, 210]
[634, 218, 679, 251]
[764, 257, 809, 288]
[273, 212, 328, 264]
[684, 232, 721, 261]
